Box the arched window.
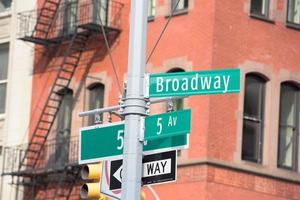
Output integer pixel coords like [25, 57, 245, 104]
[167, 68, 185, 157]
[56, 88, 73, 167]
[88, 83, 105, 125]
[242, 73, 267, 163]
[167, 68, 185, 111]
[278, 82, 299, 170]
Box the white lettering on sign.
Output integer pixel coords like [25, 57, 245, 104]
[157, 77, 164, 92]
[156, 117, 162, 135]
[168, 116, 177, 127]
[200, 76, 211, 90]
[116, 130, 124, 150]
[223, 76, 230, 93]
[143, 159, 171, 177]
[155, 74, 231, 93]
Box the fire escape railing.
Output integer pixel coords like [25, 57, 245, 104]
[2, 136, 80, 175]
[17, 0, 123, 45]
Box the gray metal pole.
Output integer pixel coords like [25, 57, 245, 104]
[121, 0, 148, 200]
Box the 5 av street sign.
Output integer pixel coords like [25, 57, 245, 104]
[101, 150, 177, 199]
[144, 109, 191, 140]
[79, 111, 190, 164]
[147, 68, 240, 98]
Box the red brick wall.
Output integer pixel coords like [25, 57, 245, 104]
[29, 0, 300, 199]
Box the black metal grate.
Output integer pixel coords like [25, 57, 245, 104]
[2, 136, 80, 175]
[17, 0, 123, 45]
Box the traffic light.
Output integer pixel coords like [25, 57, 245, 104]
[141, 191, 146, 200]
[80, 162, 108, 200]
[80, 162, 147, 200]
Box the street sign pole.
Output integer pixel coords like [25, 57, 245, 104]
[121, 0, 148, 200]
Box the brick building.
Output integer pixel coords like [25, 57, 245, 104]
[2, 0, 300, 199]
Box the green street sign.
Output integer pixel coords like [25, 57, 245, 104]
[144, 109, 191, 140]
[79, 122, 189, 164]
[147, 68, 240, 98]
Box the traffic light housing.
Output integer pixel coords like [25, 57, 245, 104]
[141, 191, 146, 200]
[80, 162, 108, 200]
[80, 162, 147, 200]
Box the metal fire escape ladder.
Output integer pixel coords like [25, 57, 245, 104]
[18, 30, 91, 175]
[32, 0, 62, 42]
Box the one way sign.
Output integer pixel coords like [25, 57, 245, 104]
[142, 150, 176, 186]
[102, 150, 177, 194]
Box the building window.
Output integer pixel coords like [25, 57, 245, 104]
[0, 0, 12, 13]
[278, 82, 299, 170]
[0, 43, 9, 115]
[88, 83, 105, 125]
[167, 68, 185, 157]
[63, 0, 78, 35]
[171, 0, 188, 12]
[242, 74, 266, 163]
[93, 0, 108, 25]
[55, 89, 73, 167]
[167, 68, 184, 111]
[250, 0, 269, 17]
[148, 0, 156, 20]
[287, 0, 300, 25]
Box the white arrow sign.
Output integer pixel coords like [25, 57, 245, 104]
[113, 165, 123, 183]
[100, 150, 176, 200]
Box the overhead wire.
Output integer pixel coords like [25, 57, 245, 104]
[96, 3, 123, 95]
[147, 0, 181, 64]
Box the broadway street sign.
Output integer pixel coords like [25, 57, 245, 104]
[79, 119, 189, 164]
[100, 150, 177, 199]
[147, 68, 240, 98]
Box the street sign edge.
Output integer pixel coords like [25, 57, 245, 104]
[143, 134, 189, 155]
[79, 121, 125, 132]
[79, 121, 125, 164]
[79, 154, 124, 165]
[145, 132, 190, 141]
[149, 89, 241, 98]
[149, 68, 240, 78]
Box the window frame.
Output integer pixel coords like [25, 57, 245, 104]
[171, 0, 189, 15]
[55, 88, 73, 166]
[88, 83, 105, 125]
[241, 73, 267, 163]
[148, 0, 156, 21]
[0, 42, 9, 115]
[277, 82, 300, 171]
[166, 68, 185, 157]
[93, 0, 109, 26]
[0, 0, 12, 13]
[62, 0, 78, 36]
[286, 0, 300, 29]
[250, 0, 270, 19]
[0, 80, 7, 115]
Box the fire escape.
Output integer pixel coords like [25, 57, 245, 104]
[2, 0, 123, 199]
